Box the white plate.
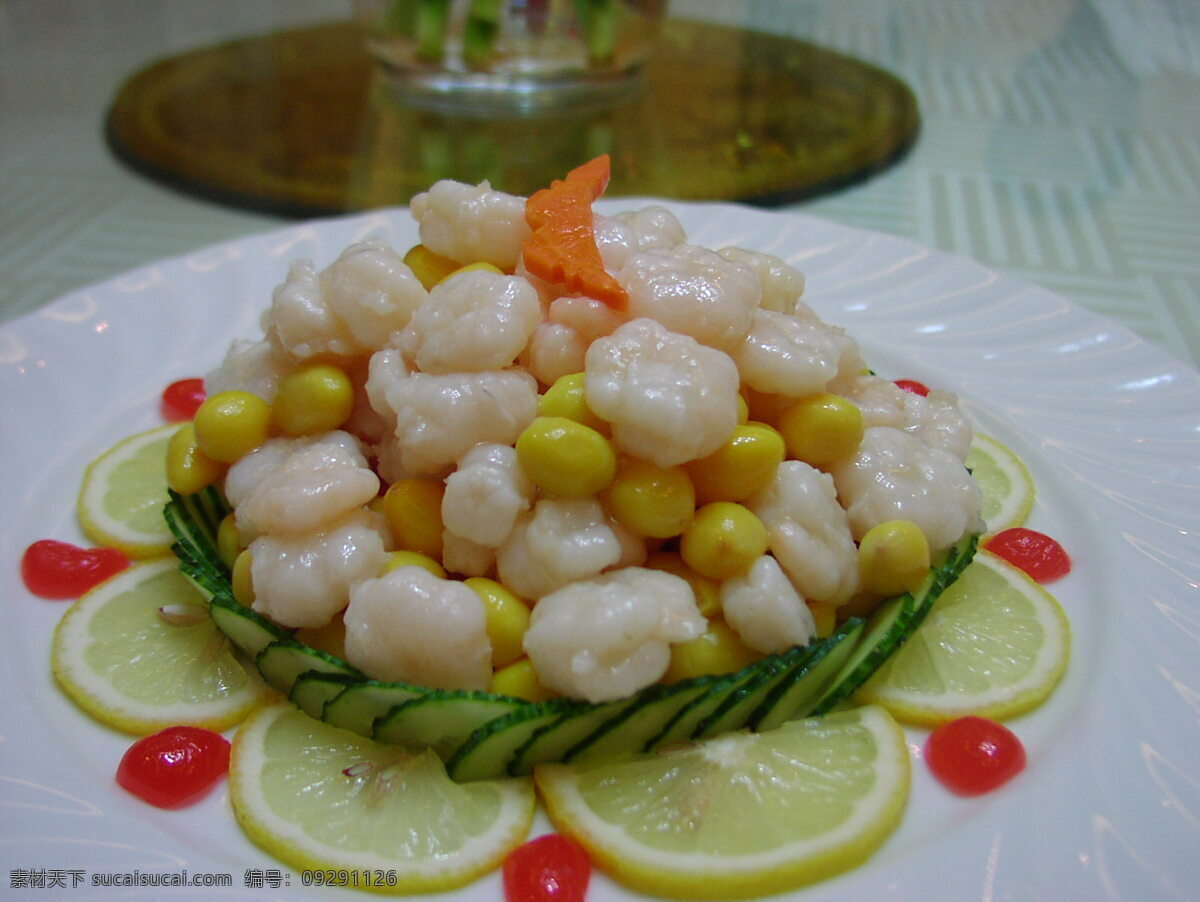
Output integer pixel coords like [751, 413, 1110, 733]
[2, 202, 1197, 901]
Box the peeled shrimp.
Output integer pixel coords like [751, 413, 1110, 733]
[584, 318, 740, 468]
[441, 443, 535, 548]
[720, 554, 816, 654]
[369, 363, 538, 475]
[838, 374, 974, 461]
[732, 309, 865, 398]
[618, 245, 760, 352]
[523, 567, 705, 702]
[224, 431, 379, 539]
[829, 426, 984, 552]
[595, 206, 687, 272]
[717, 247, 807, 315]
[398, 269, 541, 374]
[495, 498, 624, 600]
[409, 179, 530, 271]
[248, 509, 389, 630]
[204, 337, 293, 403]
[343, 565, 492, 690]
[264, 240, 426, 359]
[746, 460, 860, 605]
[522, 295, 626, 385]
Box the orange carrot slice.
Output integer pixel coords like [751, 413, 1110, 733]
[523, 155, 628, 309]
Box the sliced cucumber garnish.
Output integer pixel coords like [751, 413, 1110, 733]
[167, 493, 977, 780]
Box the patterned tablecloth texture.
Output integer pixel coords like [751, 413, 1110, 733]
[1, 0, 1197, 366]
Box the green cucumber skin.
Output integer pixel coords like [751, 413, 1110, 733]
[565, 680, 719, 766]
[255, 640, 362, 698]
[290, 672, 362, 720]
[510, 696, 642, 776]
[375, 693, 525, 759]
[207, 593, 289, 658]
[166, 493, 979, 780]
[692, 649, 809, 741]
[323, 681, 429, 737]
[448, 701, 576, 782]
[751, 620, 866, 732]
[642, 671, 747, 752]
[810, 533, 979, 716]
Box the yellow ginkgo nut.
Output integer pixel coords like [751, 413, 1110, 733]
[685, 422, 785, 503]
[516, 416, 617, 498]
[165, 423, 224, 496]
[466, 577, 530, 670]
[777, 393, 864, 467]
[490, 658, 558, 703]
[192, 391, 272, 464]
[382, 550, 447, 579]
[679, 502, 770, 581]
[664, 620, 759, 683]
[601, 458, 695, 539]
[538, 373, 609, 434]
[272, 363, 355, 437]
[379, 478, 444, 559]
[858, 520, 931, 597]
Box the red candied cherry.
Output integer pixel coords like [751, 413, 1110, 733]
[504, 833, 592, 902]
[160, 378, 206, 421]
[21, 539, 129, 599]
[116, 726, 231, 809]
[894, 378, 930, 396]
[983, 527, 1071, 583]
[925, 716, 1026, 796]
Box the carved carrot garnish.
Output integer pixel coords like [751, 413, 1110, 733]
[523, 155, 628, 309]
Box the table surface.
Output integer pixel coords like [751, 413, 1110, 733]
[2, 0, 1198, 369]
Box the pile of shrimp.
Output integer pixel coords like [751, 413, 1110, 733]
[208, 176, 982, 704]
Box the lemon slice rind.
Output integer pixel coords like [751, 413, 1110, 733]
[857, 550, 1070, 725]
[51, 558, 268, 734]
[967, 432, 1036, 534]
[535, 706, 910, 899]
[77, 424, 177, 558]
[229, 702, 536, 894]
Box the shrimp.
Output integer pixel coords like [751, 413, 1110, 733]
[618, 245, 760, 352]
[224, 431, 380, 540]
[441, 443, 535, 548]
[248, 509, 389, 629]
[369, 364, 538, 475]
[521, 295, 626, 385]
[830, 426, 984, 552]
[523, 322, 588, 386]
[409, 179, 530, 271]
[264, 240, 426, 359]
[343, 565, 492, 690]
[398, 269, 542, 374]
[584, 318, 740, 467]
[717, 247, 806, 315]
[595, 206, 687, 272]
[322, 238, 429, 350]
[720, 554, 816, 654]
[838, 375, 974, 461]
[732, 309, 866, 398]
[204, 337, 293, 402]
[495, 498, 624, 600]
[523, 567, 705, 702]
[746, 460, 860, 605]
[441, 530, 496, 578]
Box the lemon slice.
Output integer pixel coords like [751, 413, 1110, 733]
[229, 703, 535, 894]
[535, 706, 909, 899]
[78, 424, 177, 558]
[52, 558, 268, 734]
[857, 550, 1070, 724]
[966, 433, 1035, 534]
